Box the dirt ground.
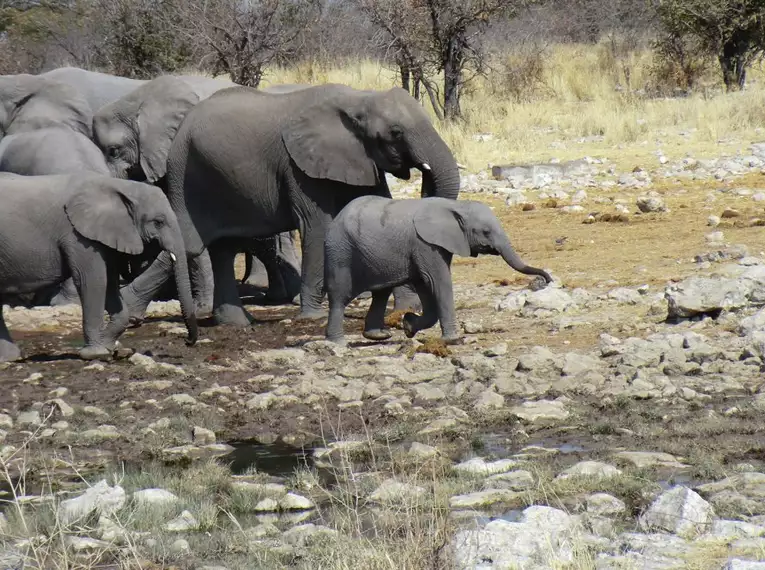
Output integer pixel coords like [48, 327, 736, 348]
[1, 166, 765, 479]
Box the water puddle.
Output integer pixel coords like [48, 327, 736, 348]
[220, 440, 315, 477]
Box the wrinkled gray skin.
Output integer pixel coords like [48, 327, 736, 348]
[39, 67, 145, 113]
[120, 84, 461, 327]
[93, 76, 307, 314]
[0, 172, 197, 362]
[325, 196, 553, 344]
[0, 74, 111, 307]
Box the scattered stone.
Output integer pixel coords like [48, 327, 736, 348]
[725, 560, 765, 569]
[170, 538, 190, 555]
[369, 479, 426, 504]
[722, 208, 742, 218]
[66, 536, 110, 552]
[556, 461, 622, 480]
[47, 399, 74, 418]
[408, 442, 439, 460]
[128, 352, 158, 371]
[246, 348, 306, 369]
[485, 470, 535, 491]
[510, 399, 570, 423]
[16, 410, 41, 427]
[454, 457, 520, 476]
[636, 193, 667, 213]
[449, 489, 522, 509]
[165, 510, 199, 532]
[614, 451, 689, 469]
[639, 486, 715, 538]
[58, 480, 126, 526]
[474, 389, 505, 410]
[483, 343, 508, 357]
[0, 415, 12, 429]
[706, 231, 725, 244]
[132, 488, 179, 507]
[279, 493, 315, 511]
[586, 493, 626, 516]
[192, 426, 216, 445]
[462, 321, 483, 334]
[80, 425, 121, 442]
[453, 506, 582, 569]
[281, 523, 338, 548]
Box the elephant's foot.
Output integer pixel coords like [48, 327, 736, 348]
[362, 328, 392, 341]
[213, 304, 255, 327]
[0, 340, 21, 363]
[402, 313, 418, 339]
[441, 333, 464, 345]
[50, 286, 81, 307]
[79, 345, 114, 361]
[295, 307, 328, 321]
[195, 299, 213, 318]
[325, 335, 348, 346]
[263, 287, 294, 306]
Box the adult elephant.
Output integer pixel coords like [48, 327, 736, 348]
[39, 67, 145, 113]
[92, 76, 308, 310]
[121, 84, 460, 327]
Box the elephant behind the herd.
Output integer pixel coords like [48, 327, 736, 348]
[120, 83, 462, 328]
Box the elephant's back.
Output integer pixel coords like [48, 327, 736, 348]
[41, 67, 146, 111]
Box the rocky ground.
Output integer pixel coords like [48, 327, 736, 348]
[1, 143, 765, 568]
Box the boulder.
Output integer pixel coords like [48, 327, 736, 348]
[639, 486, 715, 538]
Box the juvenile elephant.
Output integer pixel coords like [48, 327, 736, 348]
[0, 172, 197, 361]
[120, 84, 461, 327]
[324, 196, 552, 345]
[39, 67, 145, 113]
[93, 76, 306, 311]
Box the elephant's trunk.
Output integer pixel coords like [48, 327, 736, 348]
[160, 226, 198, 345]
[410, 124, 461, 200]
[499, 240, 553, 283]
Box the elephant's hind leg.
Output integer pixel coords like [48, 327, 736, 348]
[363, 289, 393, 341]
[392, 283, 422, 313]
[210, 243, 255, 326]
[0, 302, 22, 362]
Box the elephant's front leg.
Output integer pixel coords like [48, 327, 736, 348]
[402, 283, 439, 339]
[0, 302, 22, 362]
[209, 243, 255, 327]
[120, 252, 175, 325]
[70, 254, 112, 360]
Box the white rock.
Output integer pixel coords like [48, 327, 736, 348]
[449, 489, 521, 509]
[369, 479, 426, 504]
[16, 410, 41, 427]
[453, 457, 520, 476]
[58, 480, 127, 526]
[511, 399, 570, 423]
[408, 442, 439, 460]
[639, 486, 715, 538]
[586, 493, 626, 516]
[725, 560, 765, 569]
[708, 215, 721, 227]
[556, 461, 622, 480]
[282, 523, 338, 547]
[613, 451, 688, 469]
[452, 506, 582, 568]
[485, 470, 534, 491]
[636, 193, 667, 213]
[132, 488, 179, 507]
[170, 538, 190, 554]
[165, 510, 198, 531]
[192, 426, 216, 445]
[279, 493, 314, 511]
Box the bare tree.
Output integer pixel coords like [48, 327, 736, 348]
[173, 0, 321, 87]
[361, 0, 531, 121]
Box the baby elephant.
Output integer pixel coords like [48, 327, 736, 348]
[0, 172, 197, 361]
[325, 196, 552, 344]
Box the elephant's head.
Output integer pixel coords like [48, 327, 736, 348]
[0, 74, 92, 138]
[64, 178, 198, 345]
[282, 85, 460, 200]
[92, 76, 203, 183]
[413, 198, 553, 283]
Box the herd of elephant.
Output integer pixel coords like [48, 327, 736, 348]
[0, 66, 552, 362]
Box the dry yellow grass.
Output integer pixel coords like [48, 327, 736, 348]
[259, 44, 765, 172]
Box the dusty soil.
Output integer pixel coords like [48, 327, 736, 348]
[2, 160, 765, 485]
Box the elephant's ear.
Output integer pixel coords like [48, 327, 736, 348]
[137, 77, 200, 183]
[413, 202, 471, 257]
[65, 184, 144, 255]
[281, 100, 378, 186]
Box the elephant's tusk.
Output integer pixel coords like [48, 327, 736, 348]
[420, 163, 431, 171]
[169, 252, 177, 263]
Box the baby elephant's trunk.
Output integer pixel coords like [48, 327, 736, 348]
[499, 241, 552, 283]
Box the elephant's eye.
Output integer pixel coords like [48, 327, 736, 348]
[390, 127, 404, 140]
[154, 216, 166, 227]
[107, 146, 120, 158]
